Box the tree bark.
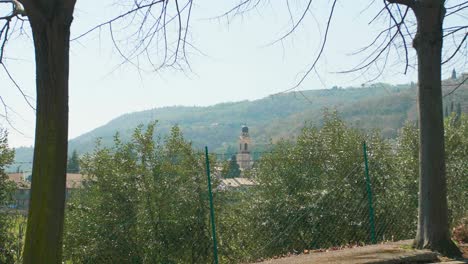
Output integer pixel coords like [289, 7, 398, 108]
[20, 1, 76, 263]
[412, 0, 460, 257]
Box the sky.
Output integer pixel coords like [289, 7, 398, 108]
[0, 0, 466, 147]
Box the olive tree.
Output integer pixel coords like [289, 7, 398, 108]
[223, 0, 465, 256]
[64, 123, 215, 263]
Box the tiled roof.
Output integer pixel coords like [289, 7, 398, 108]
[8, 173, 86, 189]
[66, 173, 86, 189]
[219, 177, 256, 189]
[7, 173, 30, 189]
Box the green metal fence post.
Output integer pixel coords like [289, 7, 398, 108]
[205, 146, 219, 264]
[363, 141, 376, 244]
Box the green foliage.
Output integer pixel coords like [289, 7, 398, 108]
[66, 83, 418, 153]
[0, 129, 14, 207]
[64, 123, 216, 263]
[392, 114, 468, 228]
[228, 111, 385, 259]
[223, 155, 241, 178]
[66, 149, 80, 173]
[215, 111, 467, 261]
[0, 129, 19, 264]
[456, 103, 462, 123]
[62, 112, 468, 263]
[444, 114, 467, 226]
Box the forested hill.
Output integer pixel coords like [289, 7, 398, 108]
[11, 76, 468, 170]
[69, 83, 417, 153]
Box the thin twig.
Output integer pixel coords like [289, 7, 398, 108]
[443, 76, 468, 98]
[0, 63, 35, 110]
[277, 0, 338, 94]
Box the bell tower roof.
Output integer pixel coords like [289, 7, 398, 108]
[241, 125, 249, 134]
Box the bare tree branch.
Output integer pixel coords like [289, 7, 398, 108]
[446, 1, 468, 10]
[340, 2, 412, 75]
[442, 32, 467, 64]
[72, 1, 164, 41]
[384, 1, 410, 73]
[288, 0, 338, 91]
[0, 63, 35, 110]
[0, 94, 27, 136]
[273, 0, 338, 95]
[268, 0, 313, 46]
[443, 75, 468, 98]
[216, 0, 261, 20]
[0, 18, 11, 62]
[445, 4, 468, 17]
[444, 26, 468, 37]
[72, 0, 195, 73]
[386, 0, 415, 8]
[0, 0, 35, 122]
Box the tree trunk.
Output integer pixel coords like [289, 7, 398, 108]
[20, 1, 76, 263]
[412, 0, 460, 257]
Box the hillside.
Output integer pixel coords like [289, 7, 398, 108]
[68, 83, 415, 152]
[10, 75, 468, 171]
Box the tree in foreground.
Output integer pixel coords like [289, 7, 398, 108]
[390, 0, 461, 255]
[223, 0, 465, 256]
[394, 114, 468, 236]
[0, 0, 193, 262]
[15, 2, 76, 263]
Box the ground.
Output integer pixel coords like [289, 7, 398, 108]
[458, 244, 468, 259]
[257, 241, 468, 264]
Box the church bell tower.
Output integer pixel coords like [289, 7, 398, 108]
[236, 125, 252, 170]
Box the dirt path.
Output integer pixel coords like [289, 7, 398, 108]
[257, 241, 468, 264]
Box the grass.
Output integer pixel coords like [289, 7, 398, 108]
[399, 243, 414, 251]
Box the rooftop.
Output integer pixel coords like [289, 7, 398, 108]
[219, 177, 256, 189]
[7, 173, 86, 189]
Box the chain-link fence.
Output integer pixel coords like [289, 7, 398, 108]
[2, 131, 467, 263]
[56, 139, 466, 263]
[211, 146, 410, 263]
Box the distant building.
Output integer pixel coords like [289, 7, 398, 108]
[65, 173, 86, 198]
[236, 125, 253, 170]
[7, 173, 31, 210]
[218, 177, 256, 191]
[7, 173, 86, 212]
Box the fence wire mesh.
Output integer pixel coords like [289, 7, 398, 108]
[1, 142, 467, 264]
[59, 142, 465, 263]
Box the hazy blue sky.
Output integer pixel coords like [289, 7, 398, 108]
[0, 0, 465, 147]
